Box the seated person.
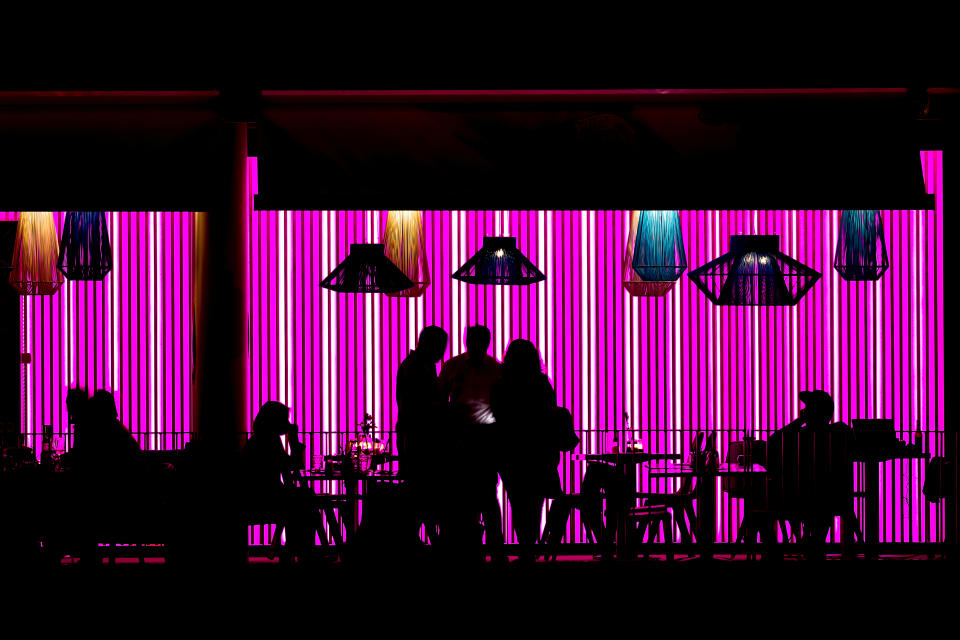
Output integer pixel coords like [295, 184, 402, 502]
[767, 390, 855, 554]
[241, 402, 315, 560]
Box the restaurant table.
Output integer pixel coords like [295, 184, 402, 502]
[646, 462, 768, 559]
[295, 469, 404, 539]
[572, 452, 682, 558]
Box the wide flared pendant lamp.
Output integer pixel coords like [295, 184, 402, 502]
[623, 210, 686, 297]
[320, 243, 414, 293]
[382, 210, 430, 297]
[834, 209, 889, 281]
[9, 212, 64, 295]
[57, 211, 113, 281]
[688, 235, 820, 306]
[452, 237, 546, 285]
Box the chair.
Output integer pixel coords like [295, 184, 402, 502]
[639, 433, 706, 545]
[539, 463, 610, 561]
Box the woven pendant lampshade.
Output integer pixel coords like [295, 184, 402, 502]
[9, 212, 64, 295]
[834, 209, 889, 281]
[57, 211, 113, 281]
[320, 243, 415, 293]
[382, 210, 430, 297]
[688, 235, 820, 306]
[452, 237, 545, 285]
[623, 210, 687, 297]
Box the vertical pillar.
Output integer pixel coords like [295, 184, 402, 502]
[193, 120, 249, 453]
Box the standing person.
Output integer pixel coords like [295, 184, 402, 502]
[395, 326, 449, 544]
[491, 338, 578, 563]
[438, 325, 504, 561]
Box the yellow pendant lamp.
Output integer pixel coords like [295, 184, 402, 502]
[382, 210, 430, 297]
[9, 212, 64, 295]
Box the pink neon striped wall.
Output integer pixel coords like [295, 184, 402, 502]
[3, 211, 195, 452]
[248, 151, 945, 543]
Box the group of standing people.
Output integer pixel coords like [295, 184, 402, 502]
[395, 324, 578, 562]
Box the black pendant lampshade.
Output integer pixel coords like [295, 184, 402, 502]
[57, 211, 113, 281]
[452, 237, 546, 285]
[688, 235, 820, 306]
[320, 243, 414, 293]
[834, 209, 889, 281]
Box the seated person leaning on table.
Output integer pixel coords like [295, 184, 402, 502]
[767, 390, 855, 553]
[241, 401, 314, 558]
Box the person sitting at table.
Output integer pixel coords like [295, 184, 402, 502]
[767, 390, 855, 558]
[241, 401, 315, 562]
[438, 324, 504, 561]
[491, 338, 578, 563]
[395, 325, 449, 544]
[59, 388, 91, 472]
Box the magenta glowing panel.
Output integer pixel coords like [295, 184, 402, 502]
[5, 211, 195, 452]
[249, 152, 945, 544]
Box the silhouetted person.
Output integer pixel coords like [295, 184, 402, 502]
[492, 339, 577, 562]
[88, 389, 142, 474]
[768, 390, 854, 558]
[395, 326, 448, 545]
[439, 325, 504, 560]
[60, 388, 91, 472]
[241, 401, 315, 561]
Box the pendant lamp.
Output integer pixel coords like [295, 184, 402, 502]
[688, 235, 819, 306]
[382, 210, 430, 297]
[452, 237, 546, 285]
[57, 211, 113, 281]
[9, 212, 64, 295]
[623, 210, 686, 297]
[834, 209, 888, 281]
[320, 243, 415, 293]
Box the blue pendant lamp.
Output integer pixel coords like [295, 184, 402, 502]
[57, 211, 113, 281]
[834, 210, 889, 281]
[688, 235, 820, 306]
[623, 210, 686, 296]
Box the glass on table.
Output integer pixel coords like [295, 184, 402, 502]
[311, 454, 325, 472]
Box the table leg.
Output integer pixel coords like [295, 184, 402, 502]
[696, 471, 717, 560]
[864, 462, 879, 558]
[614, 463, 638, 560]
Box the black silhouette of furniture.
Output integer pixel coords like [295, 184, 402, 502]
[296, 469, 404, 542]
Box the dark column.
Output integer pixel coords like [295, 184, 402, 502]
[179, 118, 250, 566]
[192, 120, 250, 454]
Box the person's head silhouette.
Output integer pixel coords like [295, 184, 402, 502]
[464, 325, 491, 363]
[798, 390, 834, 427]
[91, 389, 119, 424]
[502, 338, 542, 378]
[416, 325, 448, 364]
[66, 388, 89, 425]
[253, 401, 291, 438]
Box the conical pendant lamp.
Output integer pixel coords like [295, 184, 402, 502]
[688, 235, 819, 306]
[623, 210, 686, 297]
[57, 211, 113, 281]
[320, 243, 414, 293]
[834, 209, 889, 281]
[452, 237, 545, 285]
[382, 210, 430, 297]
[9, 212, 64, 295]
